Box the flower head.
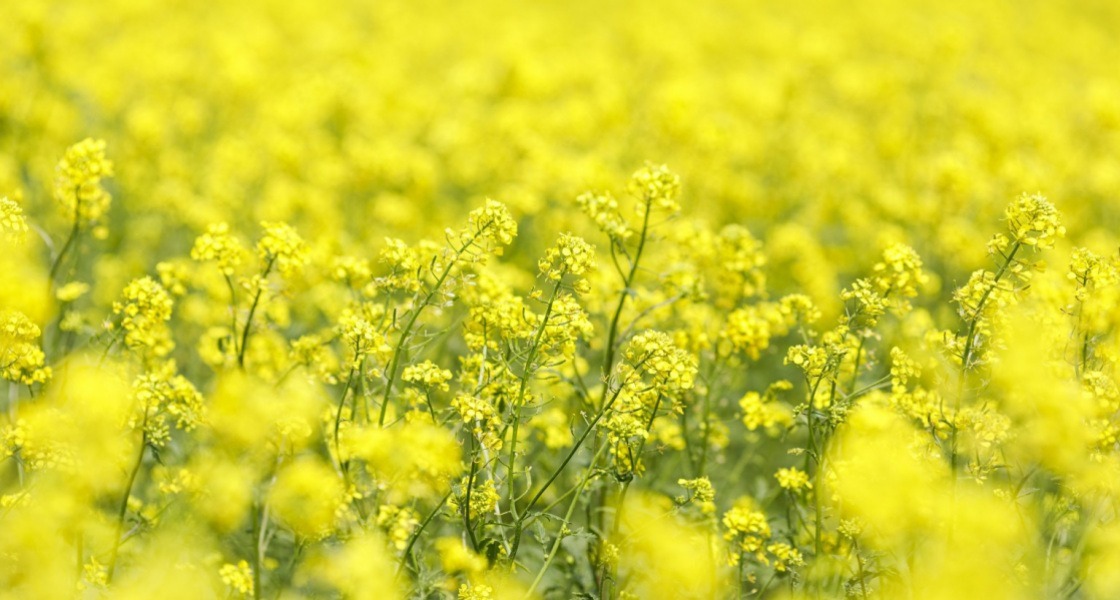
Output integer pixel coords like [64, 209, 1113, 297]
[0, 197, 29, 239]
[54, 138, 113, 226]
[628, 162, 681, 214]
[257, 221, 309, 278]
[191, 222, 245, 276]
[538, 233, 596, 293]
[1005, 192, 1064, 250]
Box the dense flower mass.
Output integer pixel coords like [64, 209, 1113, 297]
[3, 1, 1120, 599]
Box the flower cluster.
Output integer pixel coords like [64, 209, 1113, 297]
[1005, 192, 1066, 250]
[112, 276, 174, 360]
[676, 477, 717, 514]
[576, 191, 632, 240]
[459, 199, 518, 257]
[621, 330, 697, 395]
[257, 221, 309, 278]
[53, 138, 113, 226]
[190, 222, 244, 276]
[722, 498, 771, 564]
[538, 233, 595, 291]
[628, 162, 682, 214]
[0, 197, 28, 239]
[775, 467, 812, 493]
[0, 311, 51, 385]
[130, 367, 204, 446]
[218, 561, 254, 598]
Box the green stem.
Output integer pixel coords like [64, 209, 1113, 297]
[601, 392, 665, 591]
[47, 188, 82, 289]
[853, 540, 870, 600]
[464, 431, 481, 552]
[378, 228, 488, 427]
[958, 242, 1021, 376]
[237, 258, 275, 369]
[848, 336, 866, 394]
[107, 418, 148, 583]
[251, 500, 263, 600]
[523, 443, 608, 598]
[600, 198, 653, 408]
[951, 241, 1022, 480]
[333, 367, 357, 470]
[507, 277, 565, 520]
[508, 383, 628, 561]
[224, 273, 241, 358]
[398, 489, 452, 573]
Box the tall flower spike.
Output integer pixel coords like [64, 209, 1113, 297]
[112, 276, 175, 359]
[191, 222, 245, 276]
[0, 310, 52, 385]
[462, 199, 518, 254]
[54, 138, 114, 226]
[538, 233, 596, 293]
[257, 221, 309, 278]
[1005, 192, 1065, 250]
[628, 162, 681, 214]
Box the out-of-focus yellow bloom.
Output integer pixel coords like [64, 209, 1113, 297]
[348, 419, 462, 503]
[615, 493, 727, 598]
[0, 197, 28, 238]
[218, 560, 254, 598]
[268, 455, 350, 539]
[298, 529, 404, 600]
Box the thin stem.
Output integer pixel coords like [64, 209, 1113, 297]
[107, 419, 148, 583]
[959, 241, 1022, 377]
[398, 489, 452, 573]
[509, 382, 627, 561]
[600, 198, 653, 407]
[333, 367, 357, 471]
[224, 273, 241, 358]
[853, 540, 870, 600]
[848, 336, 866, 394]
[47, 187, 82, 289]
[251, 501, 263, 600]
[238, 258, 275, 369]
[507, 277, 565, 520]
[951, 241, 1022, 481]
[525, 443, 609, 599]
[378, 228, 488, 426]
[464, 431, 481, 552]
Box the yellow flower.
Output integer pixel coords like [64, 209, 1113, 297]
[0, 310, 51, 385]
[219, 560, 254, 598]
[774, 467, 812, 493]
[53, 138, 113, 225]
[55, 281, 90, 303]
[1005, 192, 1065, 249]
[112, 276, 175, 359]
[257, 221, 309, 278]
[0, 197, 29, 238]
[538, 232, 596, 290]
[628, 162, 681, 214]
[576, 190, 632, 240]
[191, 222, 245, 276]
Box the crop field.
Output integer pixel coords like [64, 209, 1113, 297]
[3, 0, 1120, 598]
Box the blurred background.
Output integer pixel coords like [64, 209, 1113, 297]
[3, 0, 1120, 307]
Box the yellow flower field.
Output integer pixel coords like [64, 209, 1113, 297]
[3, 0, 1120, 598]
